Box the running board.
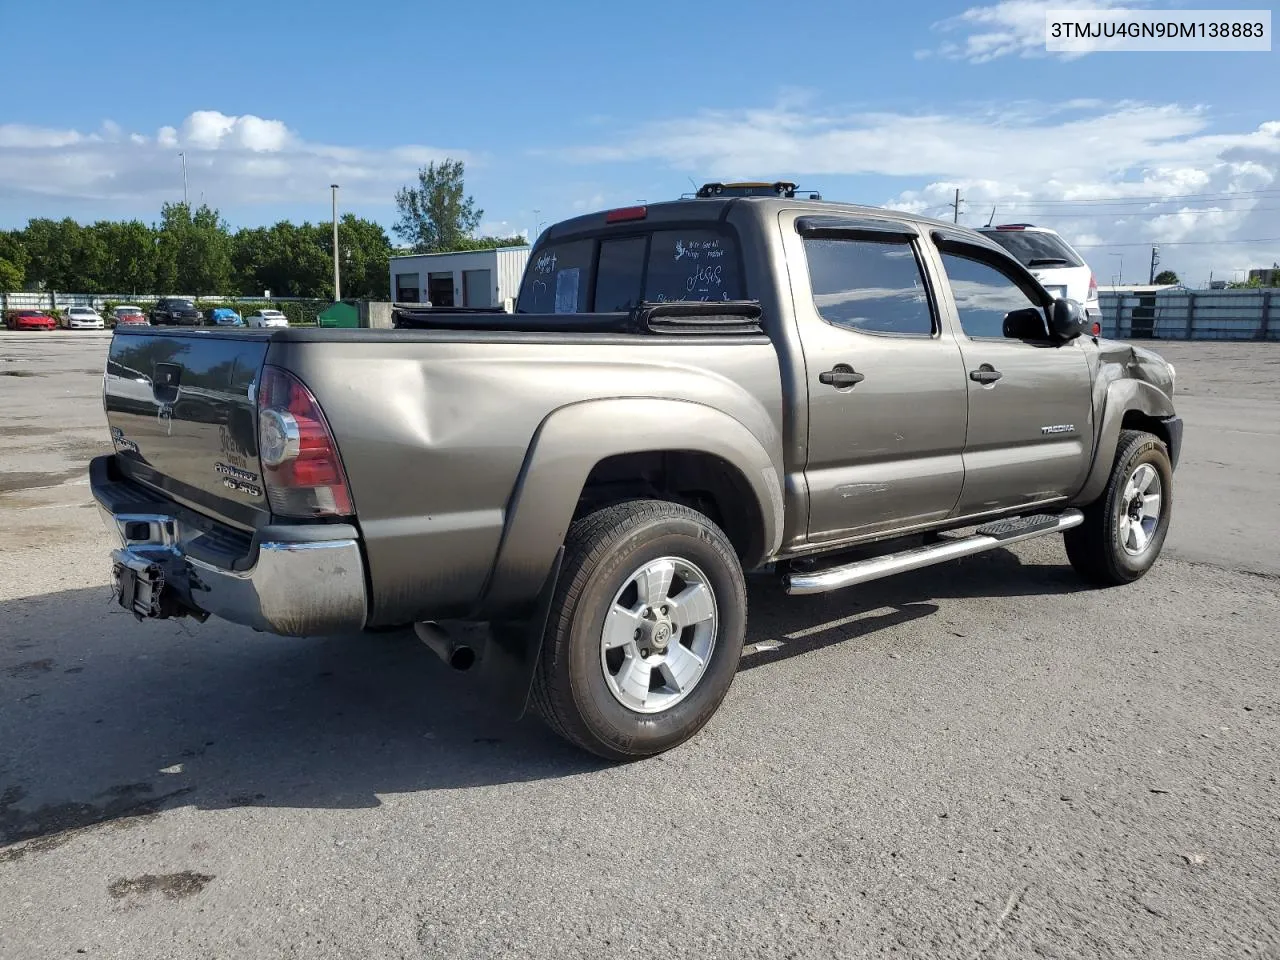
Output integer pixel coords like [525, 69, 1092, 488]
[785, 510, 1084, 596]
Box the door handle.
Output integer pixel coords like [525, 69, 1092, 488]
[969, 365, 1002, 385]
[819, 365, 866, 388]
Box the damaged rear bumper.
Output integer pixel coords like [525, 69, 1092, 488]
[91, 456, 367, 636]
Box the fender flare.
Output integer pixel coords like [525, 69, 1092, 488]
[479, 397, 784, 615]
[1071, 379, 1177, 506]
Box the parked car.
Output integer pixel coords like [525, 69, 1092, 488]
[6, 309, 58, 331]
[65, 306, 106, 330]
[93, 185, 1180, 761]
[206, 307, 245, 327]
[978, 223, 1101, 327]
[112, 305, 149, 327]
[150, 297, 203, 326]
[246, 309, 289, 328]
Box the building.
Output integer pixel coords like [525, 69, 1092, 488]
[1247, 267, 1280, 286]
[388, 246, 530, 309]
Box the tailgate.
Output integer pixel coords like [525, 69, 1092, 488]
[104, 329, 271, 530]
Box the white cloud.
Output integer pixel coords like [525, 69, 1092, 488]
[477, 220, 528, 240]
[567, 98, 1280, 282]
[0, 110, 464, 209]
[924, 0, 1140, 62]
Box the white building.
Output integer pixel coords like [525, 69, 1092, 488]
[389, 246, 530, 309]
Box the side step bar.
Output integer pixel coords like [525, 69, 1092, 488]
[785, 510, 1084, 596]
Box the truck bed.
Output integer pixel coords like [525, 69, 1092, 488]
[102, 319, 784, 626]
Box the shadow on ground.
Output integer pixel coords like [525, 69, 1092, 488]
[0, 546, 1087, 852]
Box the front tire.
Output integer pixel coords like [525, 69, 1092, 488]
[531, 499, 747, 760]
[1065, 429, 1172, 585]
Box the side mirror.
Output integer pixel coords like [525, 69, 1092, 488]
[1002, 306, 1049, 340]
[1049, 297, 1086, 341]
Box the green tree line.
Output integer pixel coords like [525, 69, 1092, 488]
[0, 203, 393, 298]
[0, 158, 525, 297]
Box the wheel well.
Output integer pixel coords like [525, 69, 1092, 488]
[576, 451, 766, 565]
[1119, 410, 1171, 450]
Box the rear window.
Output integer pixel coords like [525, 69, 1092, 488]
[517, 228, 743, 314]
[982, 230, 1083, 268]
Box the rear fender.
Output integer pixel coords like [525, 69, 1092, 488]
[479, 398, 784, 616]
[1071, 379, 1176, 506]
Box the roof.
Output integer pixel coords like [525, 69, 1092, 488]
[1097, 284, 1182, 294]
[389, 245, 531, 262]
[542, 196, 996, 247]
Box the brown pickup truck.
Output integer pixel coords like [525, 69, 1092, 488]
[92, 183, 1181, 759]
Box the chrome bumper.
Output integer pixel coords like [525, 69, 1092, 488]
[98, 508, 367, 636]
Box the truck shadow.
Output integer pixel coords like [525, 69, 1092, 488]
[0, 547, 1087, 852]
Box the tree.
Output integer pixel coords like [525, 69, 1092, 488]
[1153, 270, 1179, 285]
[156, 202, 233, 294]
[93, 220, 157, 293]
[0, 231, 28, 290]
[393, 159, 482, 253]
[334, 214, 394, 298]
[0, 258, 22, 291]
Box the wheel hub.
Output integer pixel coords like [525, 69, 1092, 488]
[600, 557, 719, 714]
[637, 607, 674, 656]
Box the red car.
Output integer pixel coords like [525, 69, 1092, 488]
[6, 309, 58, 331]
[112, 305, 149, 327]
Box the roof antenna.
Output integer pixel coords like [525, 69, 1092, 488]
[984, 204, 996, 228]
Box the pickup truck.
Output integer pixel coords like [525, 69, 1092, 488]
[92, 183, 1182, 760]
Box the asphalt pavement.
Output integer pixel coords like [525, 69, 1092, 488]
[1, 332, 1277, 959]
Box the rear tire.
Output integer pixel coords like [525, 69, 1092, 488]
[531, 499, 746, 760]
[1065, 429, 1172, 585]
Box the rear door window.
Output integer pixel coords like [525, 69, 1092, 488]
[803, 237, 935, 336]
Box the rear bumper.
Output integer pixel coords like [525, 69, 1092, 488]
[90, 456, 367, 636]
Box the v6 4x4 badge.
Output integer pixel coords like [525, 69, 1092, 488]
[214, 461, 261, 497]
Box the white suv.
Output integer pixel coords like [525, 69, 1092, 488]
[977, 224, 1100, 326]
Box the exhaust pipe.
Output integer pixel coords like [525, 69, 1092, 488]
[414, 621, 478, 671]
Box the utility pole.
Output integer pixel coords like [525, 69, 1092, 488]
[950, 188, 964, 224]
[1149, 244, 1160, 284]
[330, 184, 341, 302]
[179, 152, 188, 207]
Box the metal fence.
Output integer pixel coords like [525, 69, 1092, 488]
[1, 291, 318, 312]
[1100, 289, 1277, 341]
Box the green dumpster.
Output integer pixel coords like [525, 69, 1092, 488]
[317, 301, 359, 328]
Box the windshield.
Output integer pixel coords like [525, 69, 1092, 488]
[170, 299, 196, 309]
[983, 230, 1083, 268]
[517, 227, 744, 314]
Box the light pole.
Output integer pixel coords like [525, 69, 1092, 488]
[179, 152, 188, 207]
[533, 208, 543, 243]
[330, 184, 341, 302]
[1108, 252, 1124, 287]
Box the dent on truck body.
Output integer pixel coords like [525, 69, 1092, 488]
[266, 334, 783, 626]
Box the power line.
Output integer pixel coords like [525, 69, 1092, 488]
[1073, 237, 1280, 248]
[996, 187, 1280, 206]
[984, 205, 1280, 220]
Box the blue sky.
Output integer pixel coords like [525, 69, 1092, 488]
[1, 0, 1277, 282]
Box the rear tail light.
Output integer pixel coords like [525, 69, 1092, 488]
[1087, 272, 1098, 302]
[257, 365, 354, 518]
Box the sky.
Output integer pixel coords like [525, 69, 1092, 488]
[1, 0, 1278, 285]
